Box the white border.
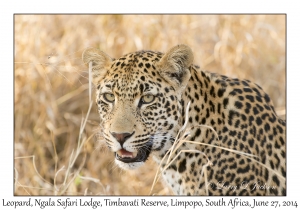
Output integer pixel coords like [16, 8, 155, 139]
[2, 0, 299, 209]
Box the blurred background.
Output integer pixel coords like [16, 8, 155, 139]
[14, 15, 286, 195]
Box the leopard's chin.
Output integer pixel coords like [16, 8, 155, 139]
[115, 159, 145, 170]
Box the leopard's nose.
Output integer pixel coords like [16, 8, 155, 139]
[110, 131, 135, 147]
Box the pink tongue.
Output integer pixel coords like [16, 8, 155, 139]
[120, 149, 133, 156]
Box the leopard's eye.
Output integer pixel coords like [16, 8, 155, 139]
[103, 93, 115, 103]
[141, 94, 155, 104]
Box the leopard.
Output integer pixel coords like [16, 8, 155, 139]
[82, 44, 286, 195]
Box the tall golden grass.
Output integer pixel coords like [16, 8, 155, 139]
[14, 15, 285, 195]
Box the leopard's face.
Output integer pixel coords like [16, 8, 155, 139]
[96, 66, 181, 169]
[83, 46, 193, 170]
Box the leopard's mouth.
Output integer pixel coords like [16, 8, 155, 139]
[115, 144, 152, 163]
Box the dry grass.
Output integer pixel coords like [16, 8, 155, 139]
[14, 15, 286, 195]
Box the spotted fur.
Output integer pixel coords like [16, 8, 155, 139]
[82, 45, 286, 195]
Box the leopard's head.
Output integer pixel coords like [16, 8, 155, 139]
[82, 45, 193, 169]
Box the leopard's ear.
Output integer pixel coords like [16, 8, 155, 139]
[156, 44, 193, 91]
[82, 48, 113, 85]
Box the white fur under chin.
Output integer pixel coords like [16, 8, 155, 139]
[115, 159, 145, 170]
